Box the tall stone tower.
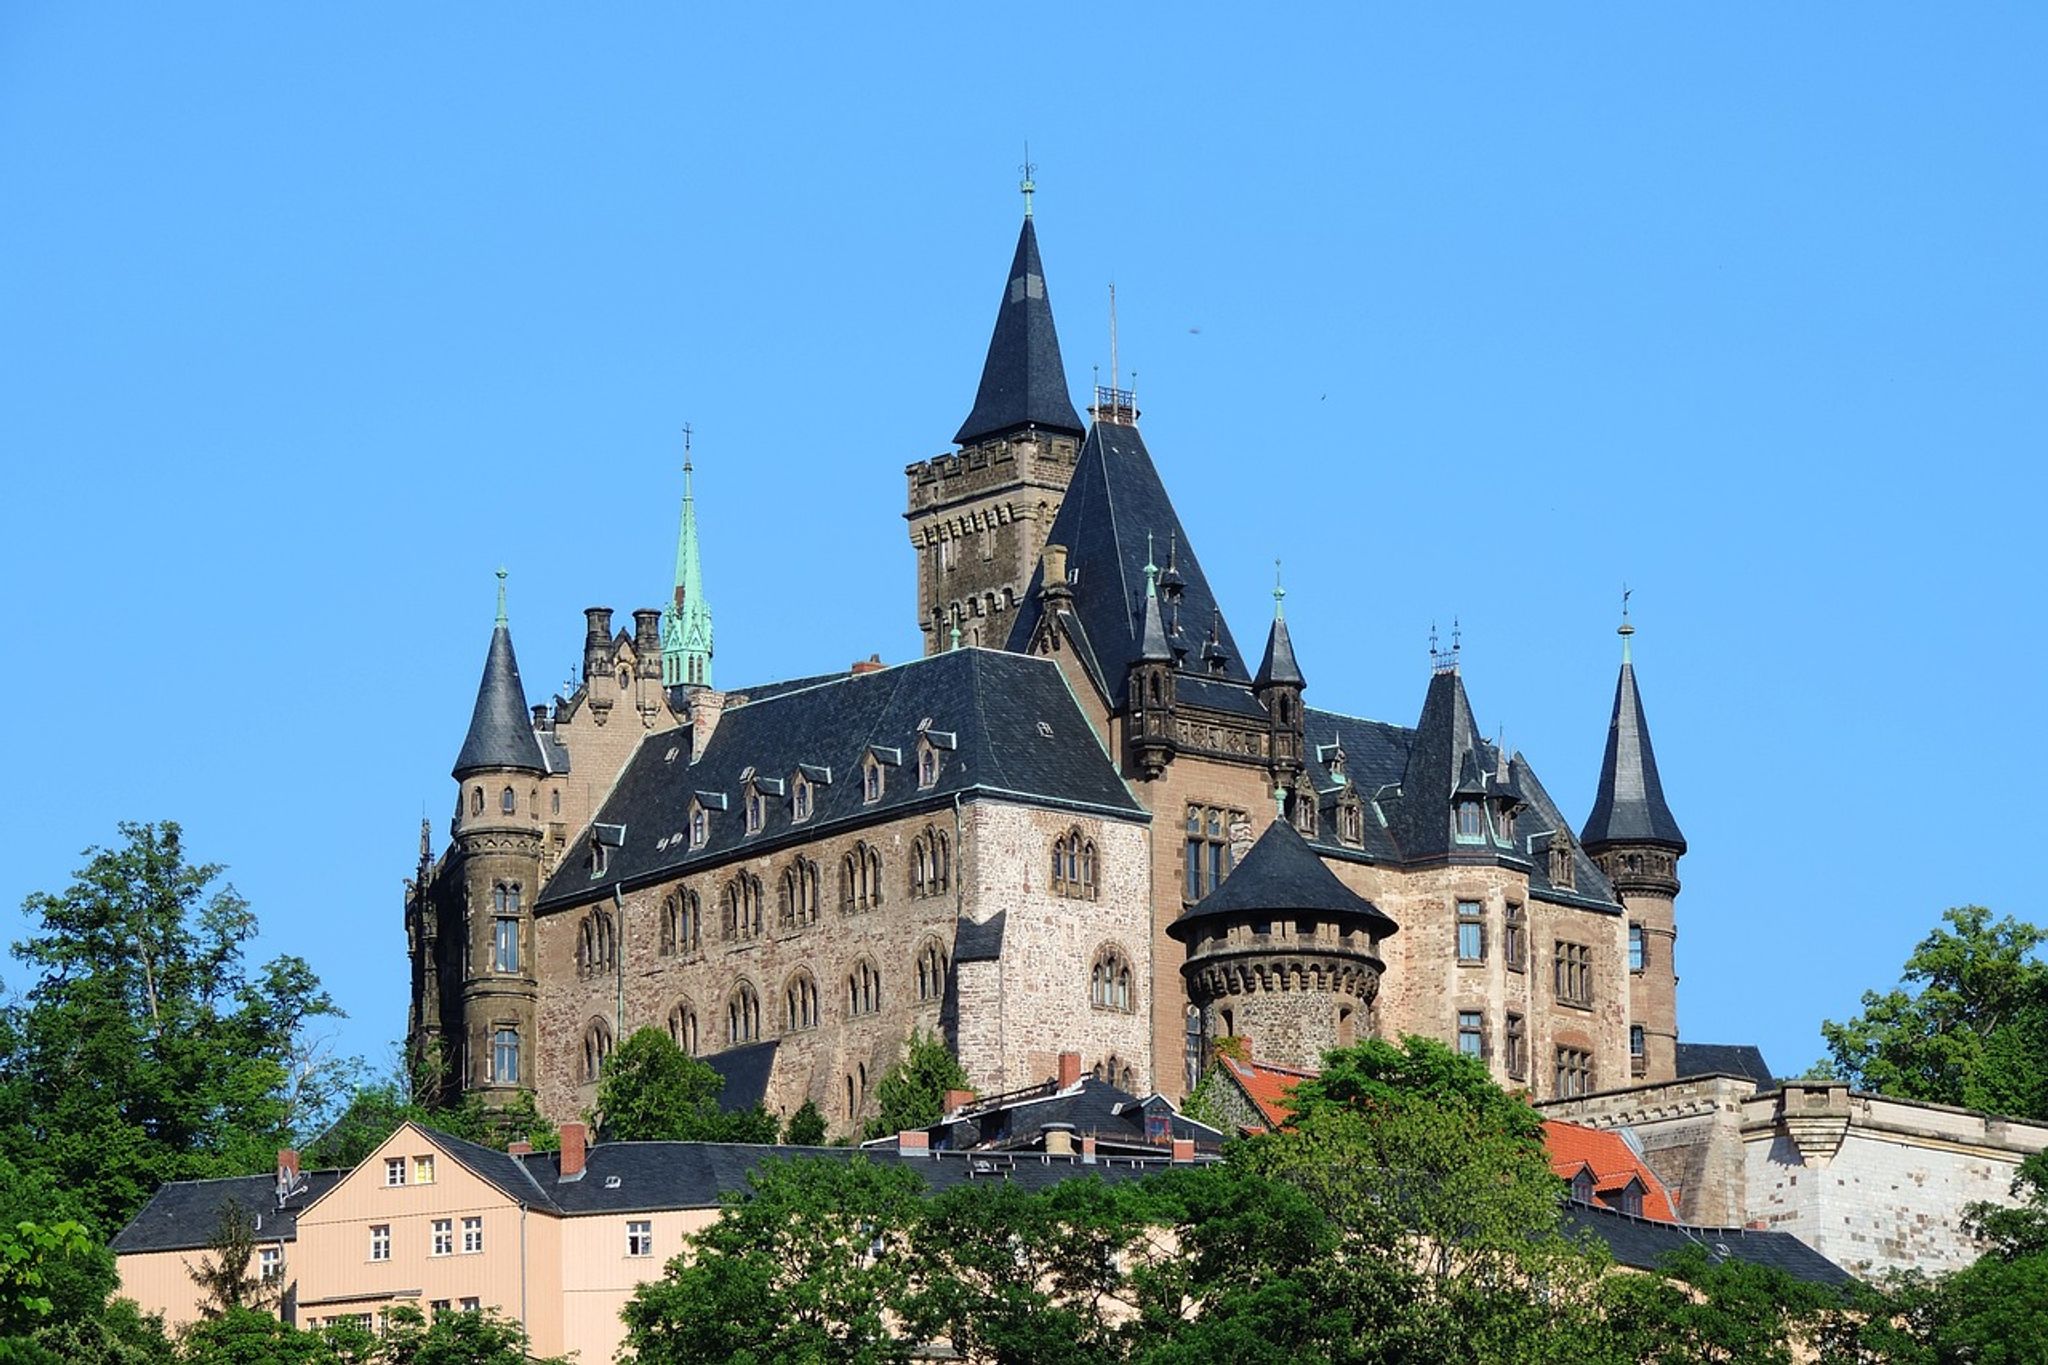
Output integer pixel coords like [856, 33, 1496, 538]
[662, 445, 714, 689]
[436, 572, 547, 1104]
[906, 183, 1086, 652]
[1170, 820, 1400, 1073]
[1580, 611, 1686, 1084]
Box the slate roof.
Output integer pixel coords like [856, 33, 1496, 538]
[953, 217, 1085, 446]
[1675, 1042, 1776, 1090]
[705, 1039, 779, 1110]
[877, 1075, 1225, 1156]
[1581, 655, 1687, 853]
[1376, 669, 1489, 863]
[453, 623, 548, 776]
[1171, 820, 1398, 939]
[537, 648, 1144, 909]
[1564, 1202, 1853, 1287]
[1004, 419, 1252, 702]
[952, 911, 1006, 963]
[1253, 611, 1304, 689]
[111, 1169, 345, 1255]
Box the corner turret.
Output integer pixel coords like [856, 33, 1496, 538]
[1253, 566, 1306, 780]
[1128, 551, 1176, 780]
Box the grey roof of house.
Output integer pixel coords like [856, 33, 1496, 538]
[953, 217, 1086, 446]
[536, 647, 1144, 910]
[1581, 657, 1687, 853]
[110, 1169, 345, 1255]
[1675, 1043, 1776, 1090]
[705, 1039, 779, 1110]
[1005, 419, 1252, 702]
[1172, 819, 1398, 939]
[1564, 1202, 1852, 1287]
[953, 911, 1006, 963]
[879, 1076, 1225, 1155]
[453, 623, 548, 776]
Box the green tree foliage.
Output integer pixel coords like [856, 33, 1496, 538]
[860, 1031, 971, 1141]
[185, 1202, 265, 1320]
[0, 1219, 96, 1336]
[0, 823, 358, 1234]
[1818, 906, 2048, 1117]
[621, 1156, 926, 1365]
[302, 1071, 558, 1170]
[782, 1099, 827, 1147]
[595, 1027, 775, 1143]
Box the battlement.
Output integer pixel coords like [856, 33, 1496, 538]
[905, 431, 1081, 513]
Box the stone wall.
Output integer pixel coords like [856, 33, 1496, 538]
[1540, 1074, 1757, 1225]
[906, 433, 1079, 654]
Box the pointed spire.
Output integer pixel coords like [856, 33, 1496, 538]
[662, 428, 715, 689]
[1254, 561, 1305, 690]
[1582, 613, 1686, 853]
[454, 573, 547, 778]
[954, 214, 1085, 446]
[1137, 562, 1172, 663]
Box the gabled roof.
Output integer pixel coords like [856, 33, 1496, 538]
[537, 648, 1144, 909]
[705, 1039, 778, 1111]
[1215, 1054, 1319, 1131]
[453, 623, 547, 776]
[1544, 1120, 1678, 1222]
[1581, 653, 1686, 853]
[111, 1168, 345, 1255]
[1005, 420, 1250, 700]
[1564, 1202, 1852, 1287]
[1674, 1042, 1775, 1090]
[877, 1075, 1224, 1156]
[953, 217, 1085, 446]
[1171, 819, 1398, 938]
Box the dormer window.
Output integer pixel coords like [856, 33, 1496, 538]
[1337, 790, 1365, 847]
[1455, 799, 1486, 842]
[689, 803, 709, 850]
[863, 756, 883, 803]
[792, 775, 813, 822]
[745, 787, 764, 835]
[1496, 803, 1516, 843]
[588, 840, 608, 878]
[917, 742, 939, 789]
[1571, 1169, 1595, 1205]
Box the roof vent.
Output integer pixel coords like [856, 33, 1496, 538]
[604, 1175, 622, 1189]
[1036, 721, 1053, 738]
[664, 745, 680, 762]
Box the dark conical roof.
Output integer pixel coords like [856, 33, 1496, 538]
[1580, 659, 1686, 853]
[1137, 574, 1171, 663]
[953, 217, 1085, 446]
[1171, 820, 1398, 938]
[453, 623, 547, 777]
[1254, 612, 1305, 689]
[1378, 668, 1489, 861]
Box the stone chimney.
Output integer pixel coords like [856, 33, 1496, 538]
[559, 1121, 588, 1178]
[1042, 1123, 1075, 1156]
[1041, 544, 1071, 602]
[686, 688, 727, 762]
[632, 609, 663, 678]
[583, 608, 615, 683]
[1058, 1051, 1083, 1089]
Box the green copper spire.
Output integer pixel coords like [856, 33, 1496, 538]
[662, 429, 715, 688]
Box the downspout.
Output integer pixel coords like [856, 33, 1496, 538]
[519, 1203, 529, 1337]
[612, 883, 627, 1042]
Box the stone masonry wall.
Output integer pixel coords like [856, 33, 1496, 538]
[906, 434, 1079, 654]
[1540, 1075, 1758, 1225]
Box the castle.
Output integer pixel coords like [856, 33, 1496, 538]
[404, 195, 1695, 1134]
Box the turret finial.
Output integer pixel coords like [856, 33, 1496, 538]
[1144, 532, 1157, 589]
[1019, 144, 1036, 219]
[1618, 584, 1635, 664]
[949, 618, 963, 652]
[1273, 558, 1286, 621]
[495, 567, 508, 627]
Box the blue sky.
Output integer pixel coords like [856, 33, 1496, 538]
[2, 6, 2041, 1085]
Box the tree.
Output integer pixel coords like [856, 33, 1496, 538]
[303, 1070, 558, 1170]
[366, 1304, 570, 1365]
[620, 1156, 925, 1365]
[177, 1307, 344, 1365]
[186, 1202, 264, 1320]
[0, 824, 356, 1233]
[861, 1031, 970, 1141]
[1818, 906, 2048, 1117]
[0, 1219, 95, 1337]
[595, 1027, 776, 1144]
[783, 1100, 827, 1147]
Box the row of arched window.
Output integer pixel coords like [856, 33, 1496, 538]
[842, 842, 885, 912]
[1052, 828, 1098, 899]
[1090, 945, 1135, 1013]
[722, 872, 765, 941]
[575, 910, 616, 978]
[780, 856, 822, 929]
[467, 785, 562, 819]
[909, 827, 951, 899]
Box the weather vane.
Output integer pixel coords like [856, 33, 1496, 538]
[1019, 144, 1036, 218]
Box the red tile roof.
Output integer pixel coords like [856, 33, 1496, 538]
[1218, 1055, 1318, 1131]
[1542, 1120, 1677, 1222]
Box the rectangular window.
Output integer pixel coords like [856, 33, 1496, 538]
[1505, 1013, 1527, 1080]
[1456, 901, 1485, 963]
[384, 1157, 406, 1187]
[413, 1155, 435, 1185]
[369, 1224, 391, 1262]
[429, 1300, 449, 1317]
[431, 1218, 453, 1257]
[1630, 1025, 1647, 1072]
[461, 1216, 483, 1254]
[1504, 903, 1526, 971]
[1455, 799, 1486, 842]
[493, 916, 519, 973]
[1457, 1010, 1485, 1058]
[1553, 941, 1593, 1007]
[1555, 1047, 1593, 1097]
[1628, 923, 1645, 973]
[459, 1297, 480, 1313]
[627, 1220, 654, 1257]
[1184, 805, 1241, 901]
[492, 1028, 520, 1084]
[258, 1246, 282, 1283]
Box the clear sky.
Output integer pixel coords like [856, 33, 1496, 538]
[2, 5, 2041, 1085]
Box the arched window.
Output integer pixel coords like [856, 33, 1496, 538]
[667, 1001, 699, 1055]
[793, 776, 813, 822]
[724, 874, 762, 940]
[471, 787, 484, 816]
[1080, 840, 1096, 897]
[866, 845, 883, 907]
[576, 910, 616, 978]
[727, 981, 761, 1045]
[918, 743, 939, 789]
[911, 836, 928, 898]
[551, 789, 562, 816]
[779, 857, 818, 929]
[581, 1019, 613, 1082]
[1053, 829, 1098, 899]
[690, 805, 708, 849]
[842, 843, 882, 912]
[661, 890, 700, 957]
[840, 853, 858, 912]
[847, 959, 881, 1017]
[915, 940, 947, 1003]
[934, 831, 950, 893]
[784, 972, 819, 1031]
[862, 757, 882, 804]
[500, 786, 517, 814]
[1090, 945, 1135, 1013]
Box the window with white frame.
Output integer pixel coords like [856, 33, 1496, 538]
[369, 1224, 391, 1261]
[384, 1157, 406, 1187]
[627, 1220, 654, 1257]
[432, 1218, 453, 1256]
[461, 1216, 483, 1254]
[413, 1155, 435, 1185]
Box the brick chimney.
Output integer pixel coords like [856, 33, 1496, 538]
[508, 1140, 533, 1157]
[1171, 1137, 1195, 1163]
[686, 688, 726, 761]
[559, 1122, 588, 1178]
[851, 654, 886, 675]
[1080, 1135, 1098, 1164]
[1058, 1051, 1083, 1089]
[942, 1088, 975, 1115]
[898, 1130, 930, 1157]
[277, 1148, 300, 1183]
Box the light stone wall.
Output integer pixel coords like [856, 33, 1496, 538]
[1741, 1083, 2048, 1278]
[544, 634, 683, 866]
[1539, 1074, 1757, 1225]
